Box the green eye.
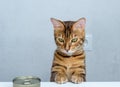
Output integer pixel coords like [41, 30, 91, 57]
[58, 38, 64, 43]
[71, 38, 78, 43]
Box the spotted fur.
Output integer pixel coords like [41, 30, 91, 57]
[50, 18, 86, 84]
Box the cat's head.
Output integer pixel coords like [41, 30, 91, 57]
[51, 18, 86, 56]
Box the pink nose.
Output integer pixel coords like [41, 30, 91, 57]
[66, 49, 69, 52]
[65, 44, 70, 52]
[65, 47, 70, 52]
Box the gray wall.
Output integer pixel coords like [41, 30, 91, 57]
[0, 0, 120, 82]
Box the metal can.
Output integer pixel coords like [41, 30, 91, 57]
[13, 76, 40, 87]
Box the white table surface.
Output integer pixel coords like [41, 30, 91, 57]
[0, 82, 120, 87]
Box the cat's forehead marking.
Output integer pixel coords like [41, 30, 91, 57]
[56, 21, 80, 39]
[63, 21, 75, 38]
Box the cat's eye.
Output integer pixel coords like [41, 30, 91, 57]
[58, 38, 64, 43]
[71, 38, 78, 43]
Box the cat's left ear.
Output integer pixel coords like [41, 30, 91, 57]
[50, 18, 64, 30]
[73, 18, 86, 30]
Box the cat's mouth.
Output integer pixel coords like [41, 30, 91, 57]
[61, 50, 75, 56]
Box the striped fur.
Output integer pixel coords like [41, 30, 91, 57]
[50, 18, 86, 84]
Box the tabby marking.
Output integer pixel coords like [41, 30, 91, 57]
[50, 18, 86, 84]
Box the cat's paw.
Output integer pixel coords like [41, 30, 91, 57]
[55, 73, 68, 84]
[71, 75, 84, 84]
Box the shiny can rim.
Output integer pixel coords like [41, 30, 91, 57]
[13, 76, 41, 84]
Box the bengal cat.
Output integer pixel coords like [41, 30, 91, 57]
[50, 18, 86, 84]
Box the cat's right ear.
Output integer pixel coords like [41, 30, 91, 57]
[73, 18, 86, 30]
[50, 18, 64, 30]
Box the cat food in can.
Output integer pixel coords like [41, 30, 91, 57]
[13, 76, 40, 87]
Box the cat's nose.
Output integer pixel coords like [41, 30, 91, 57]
[66, 49, 69, 52]
[65, 47, 70, 52]
[65, 44, 70, 52]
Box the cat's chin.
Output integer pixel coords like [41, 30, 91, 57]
[62, 50, 75, 56]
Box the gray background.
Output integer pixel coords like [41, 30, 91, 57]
[0, 0, 120, 82]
